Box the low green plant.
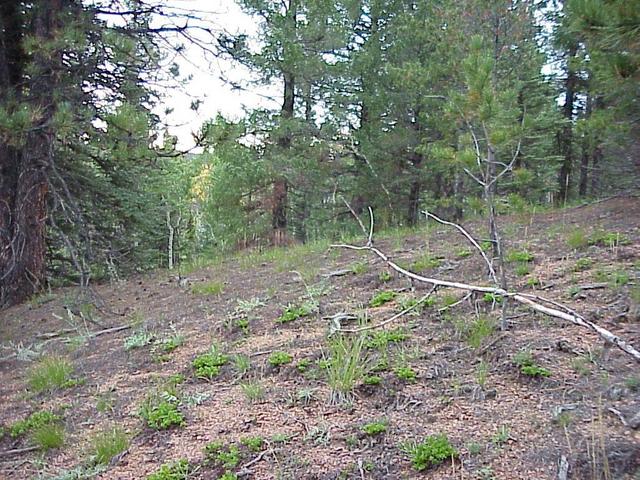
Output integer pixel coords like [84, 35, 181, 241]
[366, 328, 409, 349]
[589, 230, 629, 248]
[394, 366, 417, 382]
[467, 317, 495, 349]
[240, 381, 265, 403]
[361, 420, 387, 436]
[526, 277, 541, 288]
[159, 333, 185, 353]
[467, 442, 482, 455]
[402, 434, 458, 471]
[10, 410, 59, 437]
[139, 393, 185, 430]
[92, 427, 128, 465]
[268, 351, 292, 367]
[492, 425, 510, 446]
[514, 351, 551, 377]
[168, 373, 186, 386]
[520, 364, 552, 377]
[514, 263, 531, 276]
[410, 253, 441, 272]
[475, 360, 489, 388]
[271, 432, 291, 444]
[219, 472, 238, 480]
[566, 229, 589, 250]
[234, 318, 250, 334]
[625, 376, 640, 392]
[31, 423, 65, 451]
[241, 436, 264, 452]
[325, 334, 366, 405]
[456, 249, 472, 258]
[191, 281, 224, 296]
[482, 293, 502, 304]
[28, 356, 76, 393]
[571, 357, 591, 376]
[193, 345, 228, 379]
[233, 354, 251, 374]
[378, 271, 392, 282]
[277, 304, 312, 323]
[147, 459, 190, 480]
[350, 260, 368, 275]
[216, 445, 241, 469]
[609, 270, 629, 287]
[574, 258, 593, 271]
[505, 250, 534, 263]
[369, 290, 397, 308]
[296, 359, 311, 373]
[124, 330, 154, 350]
[362, 375, 382, 386]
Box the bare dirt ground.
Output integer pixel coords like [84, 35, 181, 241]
[1, 197, 639, 480]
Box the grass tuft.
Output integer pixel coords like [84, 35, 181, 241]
[28, 356, 75, 393]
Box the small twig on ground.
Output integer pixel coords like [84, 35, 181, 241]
[438, 291, 472, 313]
[0, 446, 40, 458]
[607, 407, 629, 427]
[91, 324, 131, 337]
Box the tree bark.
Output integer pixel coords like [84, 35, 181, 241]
[0, 0, 61, 307]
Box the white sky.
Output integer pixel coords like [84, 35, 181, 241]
[158, 0, 279, 149]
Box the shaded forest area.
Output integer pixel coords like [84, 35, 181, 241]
[0, 0, 638, 307]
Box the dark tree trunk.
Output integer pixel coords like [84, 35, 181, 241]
[558, 44, 578, 204]
[0, 0, 60, 307]
[406, 179, 421, 227]
[271, 0, 296, 246]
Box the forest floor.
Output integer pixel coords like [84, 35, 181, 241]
[1, 197, 639, 480]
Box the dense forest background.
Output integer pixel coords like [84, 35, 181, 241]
[0, 0, 638, 307]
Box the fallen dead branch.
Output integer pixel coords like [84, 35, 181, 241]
[329, 241, 640, 362]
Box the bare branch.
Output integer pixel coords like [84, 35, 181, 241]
[422, 210, 497, 284]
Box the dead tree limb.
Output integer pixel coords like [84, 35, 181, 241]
[330, 242, 640, 362]
[423, 210, 497, 284]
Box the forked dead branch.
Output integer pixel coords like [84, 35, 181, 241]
[330, 210, 640, 363]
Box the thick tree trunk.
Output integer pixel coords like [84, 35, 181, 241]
[0, 0, 60, 307]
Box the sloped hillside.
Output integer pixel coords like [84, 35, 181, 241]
[1, 197, 639, 480]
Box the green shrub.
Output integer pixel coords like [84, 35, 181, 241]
[139, 394, 185, 430]
[350, 260, 368, 275]
[147, 459, 190, 480]
[31, 423, 65, 451]
[379, 271, 392, 282]
[92, 427, 129, 465]
[191, 281, 224, 296]
[205, 442, 241, 469]
[505, 250, 534, 263]
[394, 366, 417, 382]
[10, 410, 59, 437]
[361, 421, 387, 436]
[513, 351, 551, 377]
[28, 356, 76, 393]
[410, 253, 441, 272]
[124, 331, 154, 350]
[574, 258, 593, 271]
[362, 375, 382, 386]
[268, 351, 292, 367]
[241, 436, 264, 452]
[402, 434, 458, 471]
[277, 304, 311, 323]
[193, 346, 228, 379]
[366, 328, 409, 349]
[369, 291, 397, 308]
[482, 293, 502, 304]
[589, 230, 629, 248]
